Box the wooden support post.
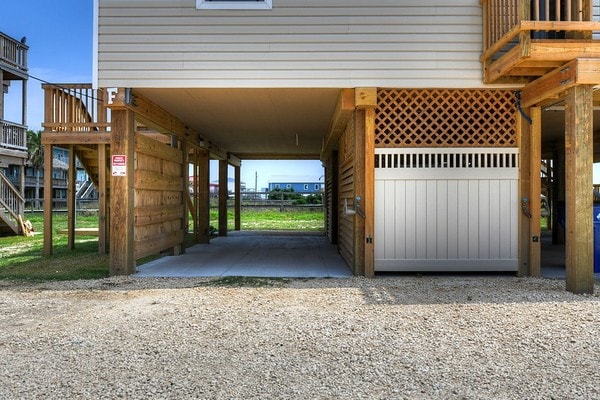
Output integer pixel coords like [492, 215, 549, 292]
[564, 85, 595, 294]
[353, 109, 366, 276]
[552, 148, 566, 245]
[198, 150, 210, 243]
[234, 164, 241, 231]
[173, 139, 187, 256]
[192, 149, 199, 241]
[364, 108, 375, 278]
[109, 109, 136, 275]
[329, 151, 339, 245]
[218, 159, 228, 236]
[43, 144, 53, 256]
[530, 107, 542, 277]
[98, 144, 107, 254]
[67, 145, 76, 250]
[517, 109, 531, 276]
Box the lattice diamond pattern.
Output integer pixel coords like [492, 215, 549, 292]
[375, 89, 517, 148]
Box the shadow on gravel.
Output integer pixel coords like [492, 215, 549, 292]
[2, 272, 598, 306]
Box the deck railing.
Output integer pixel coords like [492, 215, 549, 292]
[43, 84, 109, 133]
[0, 119, 27, 151]
[0, 32, 28, 73]
[0, 172, 25, 233]
[482, 0, 598, 61]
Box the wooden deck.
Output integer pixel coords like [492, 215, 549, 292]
[481, 0, 600, 84]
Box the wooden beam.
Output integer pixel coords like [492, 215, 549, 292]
[529, 107, 542, 277]
[355, 88, 378, 109]
[364, 108, 375, 278]
[521, 59, 600, 108]
[218, 159, 228, 237]
[105, 87, 228, 159]
[177, 139, 188, 256]
[236, 153, 321, 160]
[353, 109, 366, 276]
[198, 149, 210, 243]
[97, 143, 107, 254]
[228, 153, 241, 168]
[67, 145, 76, 250]
[234, 165, 241, 231]
[321, 89, 355, 161]
[41, 132, 111, 145]
[564, 85, 595, 294]
[517, 109, 531, 276]
[109, 109, 136, 275]
[43, 144, 53, 256]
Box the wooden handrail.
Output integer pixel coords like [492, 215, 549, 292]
[0, 31, 28, 72]
[482, 0, 596, 56]
[42, 84, 108, 133]
[0, 120, 27, 150]
[0, 173, 25, 228]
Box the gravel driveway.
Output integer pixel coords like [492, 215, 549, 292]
[1, 275, 599, 399]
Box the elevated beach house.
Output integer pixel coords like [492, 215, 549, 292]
[42, 0, 600, 293]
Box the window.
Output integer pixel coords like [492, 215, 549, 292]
[274, 184, 280, 189]
[196, 0, 272, 10]
[286, 184, 292, 189]
[304, 184, 309, 191]
[314, 184, 320, 190]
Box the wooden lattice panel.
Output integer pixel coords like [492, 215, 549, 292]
[376, 89, 517, 148]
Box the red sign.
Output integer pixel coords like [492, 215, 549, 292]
[112, 155, 127, 176]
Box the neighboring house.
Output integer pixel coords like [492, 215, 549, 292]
[268, 176, 323, 194]
[42, 0, 600, 293]
[0, 31, 28, 235]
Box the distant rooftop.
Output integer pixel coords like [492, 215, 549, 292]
[269, 175, 323, 183]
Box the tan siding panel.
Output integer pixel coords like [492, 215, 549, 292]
[98, 0, 485, 88]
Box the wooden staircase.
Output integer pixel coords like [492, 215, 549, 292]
[0, 173, 24, 235]
[73, 144, 110, 199]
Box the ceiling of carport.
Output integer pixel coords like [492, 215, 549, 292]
[136, 88, 341, 159]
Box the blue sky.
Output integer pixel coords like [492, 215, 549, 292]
[2, 0, 323, 189]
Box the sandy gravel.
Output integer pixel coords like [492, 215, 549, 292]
[1, 275, 599, 399]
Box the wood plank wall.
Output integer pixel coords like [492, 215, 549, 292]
[134, 133, 185, 259]
[338, 116, 356, 270]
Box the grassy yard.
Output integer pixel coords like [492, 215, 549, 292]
[0, 209, 324, 282]
[0, 212, 109, 282]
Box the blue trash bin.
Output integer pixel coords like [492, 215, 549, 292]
[556, 202, 600, 273]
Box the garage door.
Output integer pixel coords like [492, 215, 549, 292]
[374, 148, 519, 272]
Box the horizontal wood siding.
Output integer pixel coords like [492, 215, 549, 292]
[97, 0, 485, 88]
[338, 117, 355, 270]
[134, 133, 185, 260]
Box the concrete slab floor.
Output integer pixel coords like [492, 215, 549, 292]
[136, 231, 353, 278]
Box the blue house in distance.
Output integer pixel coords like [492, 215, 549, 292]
[268, 175, 324, 194]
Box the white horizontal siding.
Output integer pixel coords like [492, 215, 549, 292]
[97, 0, 486, 88]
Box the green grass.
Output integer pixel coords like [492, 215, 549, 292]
[1, 208, 324, 282]
[205, 208, 324, 231]
[0, 212, 109, 282]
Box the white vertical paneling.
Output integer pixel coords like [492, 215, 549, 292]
[374, 179, 386, 260]
[488, 179, 501, 259]
[405, 180, 417, 260]
[479, 180, 491, 258]
[415, 180, 428, 259]
[375, 148, 518, 271]
[383, 180, 396, 260]
[394, 180, 406, 260]
[499, 180, 514, 259]
[457, 180, 470, 260]
[447, 180, 459, 259]
[436, 180, 449, 259]
[426, 180, 438, 259]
